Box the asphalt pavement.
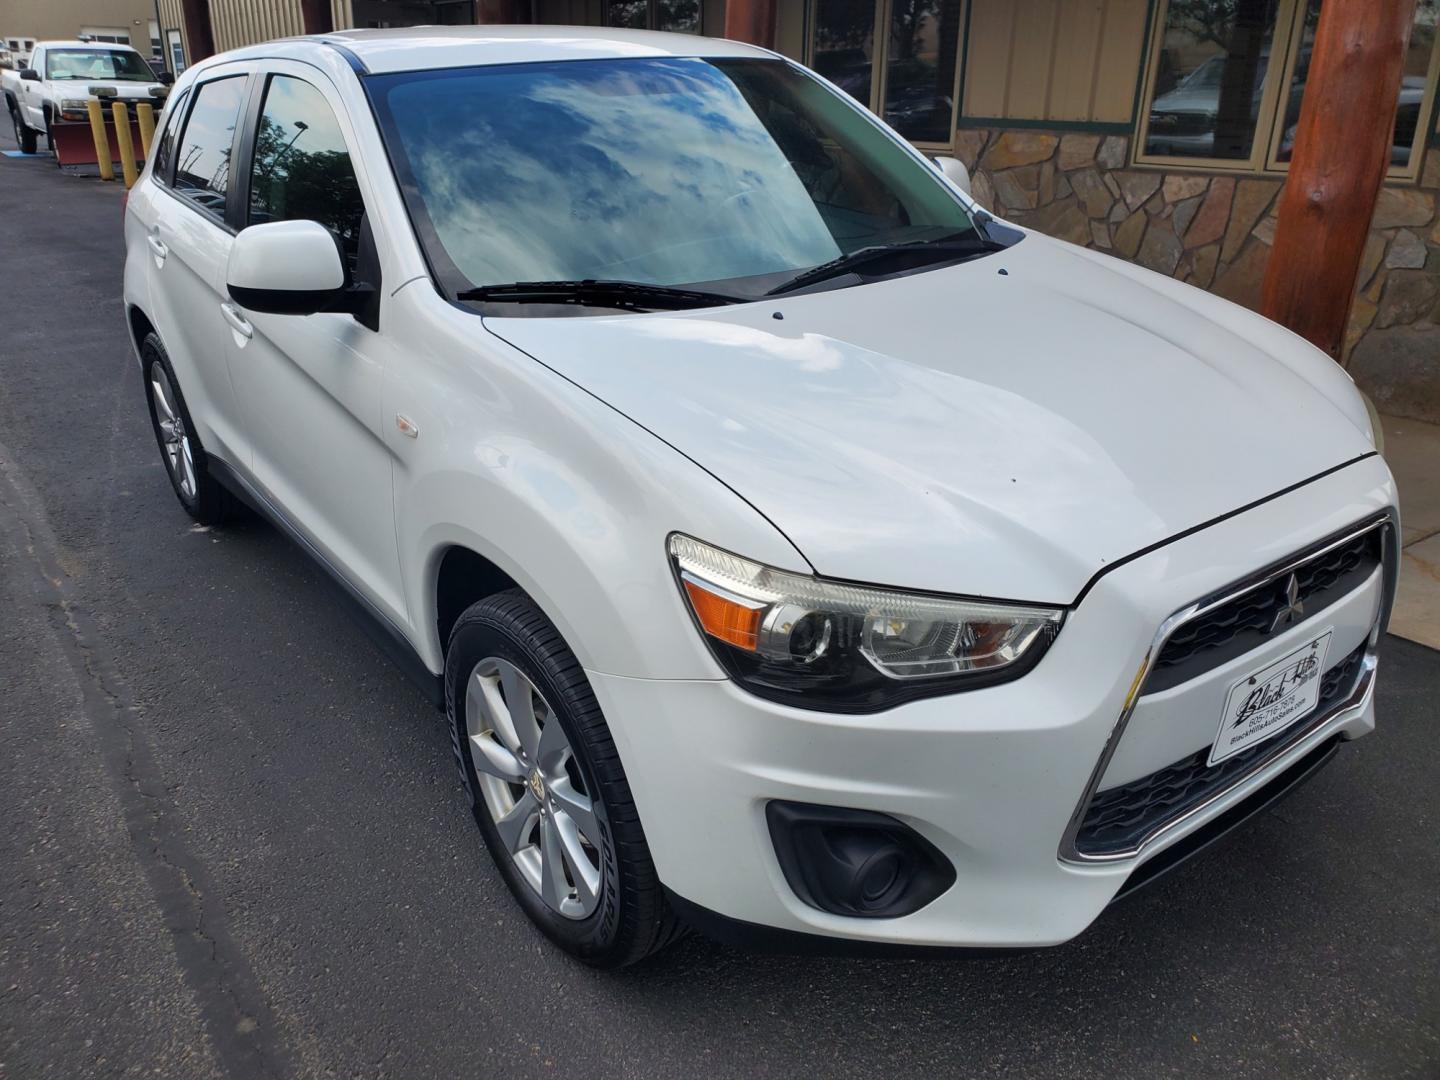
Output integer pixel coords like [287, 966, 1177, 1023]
[1, 125, 1437, 1079]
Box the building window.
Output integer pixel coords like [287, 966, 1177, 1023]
[807, 0, 963, 146]
[1137, 0, 1440, 178]
[605, 0, 701, 34]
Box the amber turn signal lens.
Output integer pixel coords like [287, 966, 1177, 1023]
[682, 578, 762, 652]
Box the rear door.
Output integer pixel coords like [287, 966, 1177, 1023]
[221, 61, 407, 626]
[137, 65, 255, 465]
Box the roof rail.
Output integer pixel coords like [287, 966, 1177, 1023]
[316, 37, 368, 75]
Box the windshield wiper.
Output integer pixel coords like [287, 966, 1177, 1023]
[764, 234, 1008, 297]
[456, 279, 743, 311]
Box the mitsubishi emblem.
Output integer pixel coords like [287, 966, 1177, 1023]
[1268, 572, 1305, 633]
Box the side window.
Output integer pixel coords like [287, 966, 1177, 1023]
[248, 75, 365, 264]
[173, 75, 247, 217]
[151, 87, 189, 184]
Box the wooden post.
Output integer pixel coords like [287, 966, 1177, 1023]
[724, 0, 777, 48]
[301, 0, 334, 34]
[1260, 0, 1417, 358]
[180, 0, 217, 62]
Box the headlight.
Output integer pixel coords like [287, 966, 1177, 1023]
[669, 534, 1064, 712]
[60, 98, 91, 114]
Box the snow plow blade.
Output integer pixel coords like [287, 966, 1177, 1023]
[51, 117, 145, 170]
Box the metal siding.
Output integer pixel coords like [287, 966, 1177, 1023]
[157, 0, 187, 58]
[203, 0, 308, 50]
[1004, 0, 1060, 119]
[774, 0, 806, 60]
[1090, 0, 1146, 122]
[961, 0, 1015, 118]
[961, 0, 1148, 124]
[1046, 0, 1105, 120]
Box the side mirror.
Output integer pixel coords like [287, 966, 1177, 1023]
[227, 220, 359, 317]
[933, 155, 972, 197]
[19, 68, 40, 81]
[158, 70, 174, 85]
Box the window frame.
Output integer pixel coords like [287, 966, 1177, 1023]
[166, 69, 256, 231]
[802, 0, 966, 152]
[237, 70, 369, 265]
[149, 85, 191, 187]
[1134, 0, 1440, 181]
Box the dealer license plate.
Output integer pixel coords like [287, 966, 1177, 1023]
[1210, 630, 1333, 766]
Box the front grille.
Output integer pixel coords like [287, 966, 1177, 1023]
[1146, 529, 1382, 694]
[1074, 644, 1367, 857]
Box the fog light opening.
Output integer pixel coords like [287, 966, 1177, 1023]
[766, 801, 956, 919]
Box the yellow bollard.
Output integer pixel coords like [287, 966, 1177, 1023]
[111, 102, 138, 189]
[135, 102, 155, 160]
[86, 98, 115, 182]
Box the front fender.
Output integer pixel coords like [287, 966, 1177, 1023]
[387, 284, 811, 679]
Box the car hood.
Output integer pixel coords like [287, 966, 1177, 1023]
[485, 236, 1375, 603]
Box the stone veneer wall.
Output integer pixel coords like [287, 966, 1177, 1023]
[953, 129, 1440, 424]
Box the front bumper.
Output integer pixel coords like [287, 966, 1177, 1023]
[591, 456, 1396, 949]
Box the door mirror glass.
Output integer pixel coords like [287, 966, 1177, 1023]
[227, 220, 349, 316]
[19, 68, 40, 81]
[157, 70, 175, 85]
[933, 155, 970, 196]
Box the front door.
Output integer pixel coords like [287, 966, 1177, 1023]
[222, 63, 407, 628]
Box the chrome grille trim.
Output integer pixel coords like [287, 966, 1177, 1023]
[1057, 509, 1398, 865]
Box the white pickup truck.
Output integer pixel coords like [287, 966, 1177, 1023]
[3, 40, 170, 155]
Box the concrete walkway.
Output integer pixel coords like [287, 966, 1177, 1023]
[1382, 414, 1440, 650]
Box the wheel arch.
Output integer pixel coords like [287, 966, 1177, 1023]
[127, 304, 157, 358]
[433, 543, 520, 656]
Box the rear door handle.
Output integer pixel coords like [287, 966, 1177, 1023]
[146, 234, 168, 262]
[220, 302, 253, 340]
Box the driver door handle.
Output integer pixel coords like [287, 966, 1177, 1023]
[146, 234, 168, 262]
[220, 302, 253, 340]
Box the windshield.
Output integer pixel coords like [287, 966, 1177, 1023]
[368, 57, 980, 301]
[45, 48, 155, 81]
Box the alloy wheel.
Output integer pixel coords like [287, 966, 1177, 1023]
[465, 656, 603, 919]
[149, 361, 197, 500]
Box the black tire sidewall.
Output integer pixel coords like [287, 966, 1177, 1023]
[445, 599, 628, 964]
[14, 108, 36, 154]
[140, 332, 229, 524]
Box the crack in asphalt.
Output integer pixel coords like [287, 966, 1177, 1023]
[0, 441, 294, 1080]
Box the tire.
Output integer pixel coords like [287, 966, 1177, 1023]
[43, 108, 58, 165]
[10, 103, 36, 154]
[445, 590, 684, 967]
[140, 332, 237, 525]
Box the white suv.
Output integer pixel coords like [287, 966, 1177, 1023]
[123, 27, 1398, 967]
